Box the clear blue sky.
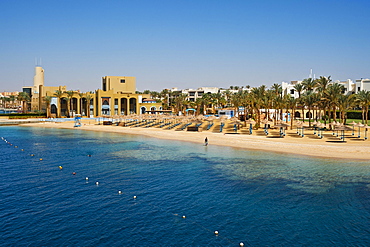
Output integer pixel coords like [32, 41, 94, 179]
[1, 0, 370, 92]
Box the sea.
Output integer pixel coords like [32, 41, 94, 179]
[1, 126, 370, 246]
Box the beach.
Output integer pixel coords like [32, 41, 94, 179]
[20, 120, 370, 160]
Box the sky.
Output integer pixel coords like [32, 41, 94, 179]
[1, 0, 370, 92]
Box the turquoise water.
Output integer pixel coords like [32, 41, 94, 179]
[1, 126, 370, 246]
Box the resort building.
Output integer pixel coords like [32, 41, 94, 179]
[355, 78, 370, 93]
[21, 67, 162, 117]
[182, 87, 219, 102]
[281, 80, 302, 98]
[282, 78, 357, 98]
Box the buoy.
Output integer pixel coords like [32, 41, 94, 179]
[72, 172, 76, 175]
[85, 177, 89, 180]
[240, 243, 244, 247]
[39, 158, 43, 161]
[118, 190, 122, 194]
[182, 215, 186, 219]
[59, 166, 63, 170]
[214, 231, 219, 235]
[96, 182, 99, 185]
[31, 154, 34, 156]
[21, 149, 24, 151]
[15, 146, 18, 148]
[87, 154, 91, 157]
[133, 195, 137, 199]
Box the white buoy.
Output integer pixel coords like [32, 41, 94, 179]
[133, 195, 137, 199]
[182, 215, 186, 219]
[85, 177, 89, 180]
[240, 243, 244, 247]
[96, 182, 99, 185]
[214, 231, 219, 235]
[118, 190, 122, 194]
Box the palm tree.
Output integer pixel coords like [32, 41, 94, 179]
[302, 78, 317, 93]
[53, 90, 64, 117]
[9, 95, 16, 108]
[316, 76, 331, 124]
[293, 83, 305, 121]
[85, 94, 93, 117]
[160, 89, 170, 110]
[356, 90, 370, 124]
[302, 91, 317, 127]
[65, 91, 75, 117]
[173, 93, 188, 115]
[43, 96, 52, 118]
[17, 92, 30, 113]
[326, 83, 345, 123]
[337, 94, 356, 124]
[230, 92, 242, 118]
[286, 96, 297, 129]
[293, 83, 304, 98]
[250, 85, 267, 128]
[78, 92, 84, 116]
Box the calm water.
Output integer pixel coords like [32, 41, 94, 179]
[1, 126, 370, 246]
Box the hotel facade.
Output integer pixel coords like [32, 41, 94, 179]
[22, 67, 162, 117]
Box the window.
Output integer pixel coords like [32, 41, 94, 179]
[120, 79, 125, 83]
[290, 89, 294, 94]
[189, 92, 195, 96]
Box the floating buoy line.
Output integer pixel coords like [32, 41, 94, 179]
[1, 136, 247, 246]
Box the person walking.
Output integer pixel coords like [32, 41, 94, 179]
[204, 137, 208, 146]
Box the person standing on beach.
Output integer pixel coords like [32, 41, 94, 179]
[205, 137, 208, 146]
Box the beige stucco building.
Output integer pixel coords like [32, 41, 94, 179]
[22, 68, 162, 117]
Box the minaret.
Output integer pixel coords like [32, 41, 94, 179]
[33, 66, 44, 94]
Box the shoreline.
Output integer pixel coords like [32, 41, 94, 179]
[15, 121, 370, 161]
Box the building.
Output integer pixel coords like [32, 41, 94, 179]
[355, 78, 370, 93]
[22, 67, 162, 117]
[282, 78, 357, 98]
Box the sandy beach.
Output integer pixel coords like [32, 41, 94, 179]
[16, 120, 370, 161]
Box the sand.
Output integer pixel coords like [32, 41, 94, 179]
[16, 120, 370, 161]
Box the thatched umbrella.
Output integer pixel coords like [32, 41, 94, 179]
[245, 119, 256, 134]
[364, 125, 370, 140]
[274, 122, 290, 137]
[334, 125, 353, 142]
[354, 122, 365, 138]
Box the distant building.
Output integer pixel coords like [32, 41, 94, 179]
[355, 78, 370, 93]
[182, 87, 219, 102]
[282, 78, 358, 98]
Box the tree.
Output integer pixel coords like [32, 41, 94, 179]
[43, 96, 52, 118]
[302, 78, 317, 93]
[293, 83, 304, 98]
[316, 76, 332, 124]
[53, 90, 64, 117]
[326, 83, 345, 123]
[356, 90, 370, 124]
[337, 94, 355, 124]
[250, 85, 267, 128]
[286, 96, 298, 129]
[17, 92, 30, 113]
[63, 91, 75, 117]
[302, 91, 317, 127]
[78, 92, 84, 116]
[85, 94, 93, 117]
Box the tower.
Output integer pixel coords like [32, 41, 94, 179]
[33, 66, 44, 94]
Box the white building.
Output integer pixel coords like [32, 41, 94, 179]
[182, 87, 219, 102]
[334, 79, 355, 95]
[355, 78, 370, 93]
[281, 80, 302, 98]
